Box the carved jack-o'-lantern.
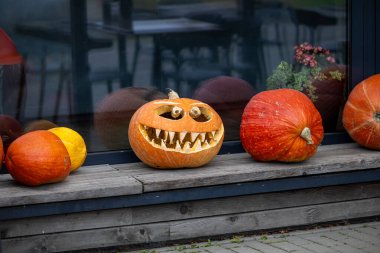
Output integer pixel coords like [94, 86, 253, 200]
[128, 90, 224, 169]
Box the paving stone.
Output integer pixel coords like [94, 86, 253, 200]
[269, 241, 315, 253]
[244, 240, 288, 253]
[290, 240, 339, 253]
[297, 234, 357, 253]
[181, 249, 209, 253]
[323, 231, 379, 253]
[367, 221, 380, 227]
[203, 245, 236, 253]
[300, 234, 342, 247]
[217, 242, 251, 251]
[285, 235, 317, 246]
[228, 246, 263, 253]
[343, 228, 380, 247]
[332, 244, 364, 253]
[353, 225, 379, 237]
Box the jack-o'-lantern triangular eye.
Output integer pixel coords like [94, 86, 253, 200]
[190, 106, 212, 122]
[155, 105, 184, 120]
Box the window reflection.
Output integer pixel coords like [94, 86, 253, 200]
[0, 0, 347, 152]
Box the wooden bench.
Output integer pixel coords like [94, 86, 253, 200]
[1, 143, 380, 252]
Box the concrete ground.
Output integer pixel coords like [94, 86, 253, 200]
[128, 221, 380, 253]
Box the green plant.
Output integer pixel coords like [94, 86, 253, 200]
[203, 239, 214, 247]
[267, 42, 344, 102]
[175, 245, 187, 251]
[230, 235, 244, 243]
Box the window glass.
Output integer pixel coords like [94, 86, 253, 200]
[0, 0, 347, 153]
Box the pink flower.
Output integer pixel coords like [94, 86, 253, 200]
[326, 56, 335, 63]
[309, 60, 317, 68]
[305, 44, 313, 51]
[293, 42, 336, 67]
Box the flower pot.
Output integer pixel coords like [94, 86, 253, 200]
[312, 65, 346, 132]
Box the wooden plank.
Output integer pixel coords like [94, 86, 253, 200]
[169, 197, 380, 240]
[0, 165, 118, 185]
[0, 165, 120, 188]
[0, 208, 133, 238]
[133, 144, 380, 192]
[0, 173, 12, 182]
[131, 182, 380, 225]
[0, 175, 142, 207]
[2, 182, 380, 238]
[2, 223, 169, 253]
[2, 198, 379, 252]
[72, 164, 117, 174]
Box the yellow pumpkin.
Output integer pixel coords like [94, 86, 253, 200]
[128, 90, 224, 169]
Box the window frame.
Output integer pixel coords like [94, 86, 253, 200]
[83, 0, 379, 166]
[0, 1, 375, 167]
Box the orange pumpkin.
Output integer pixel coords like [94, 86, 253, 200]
[128, 90, 224, 169]
[5, 130, 71, 186]
[240, 89, 324, 162]
[343, 74, 380, 150]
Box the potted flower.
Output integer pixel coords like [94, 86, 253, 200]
[266, 42, 346, 132]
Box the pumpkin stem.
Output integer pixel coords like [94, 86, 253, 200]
[300, 127, 314, 145]
[167, 89, 180, 99]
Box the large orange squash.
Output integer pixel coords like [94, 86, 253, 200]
[343, 74, 380, 150]
[128, 90, 224, 169]
[240, 89, 324, 162]
[5, 130, 71, 186]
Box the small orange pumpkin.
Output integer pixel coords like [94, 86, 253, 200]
[128, 90, 224, 169]
[5, 130, 71, 186]
[240, 89, 324, 162]
[343, 74, 380, 150]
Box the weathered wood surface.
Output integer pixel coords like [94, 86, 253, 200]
[0, 143, 379, 207]
[169, 197, 380, 240]
[2, 182, 380, 238]
[2, 197, 380, 253]
[2, 223, 169, 253]
[0, 165, 142, 207]
[122, 143, 380, 192]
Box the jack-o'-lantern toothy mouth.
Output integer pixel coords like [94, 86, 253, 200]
[139, 124, 224, 153]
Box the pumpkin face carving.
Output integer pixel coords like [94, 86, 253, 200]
[128, 90, 224, 168]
